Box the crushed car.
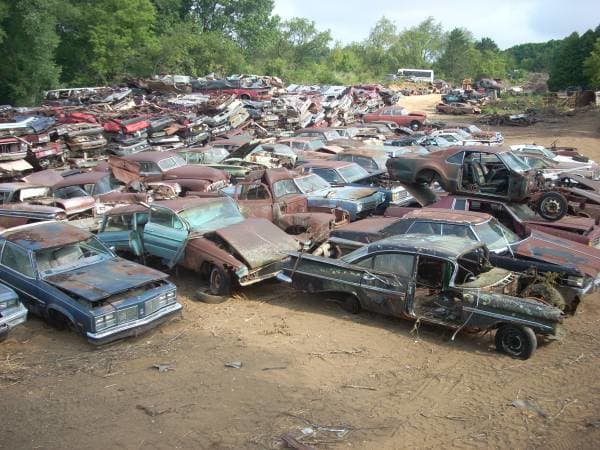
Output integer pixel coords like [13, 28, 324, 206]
[280, 234, 562, 359]
[0, 222, 181, 344]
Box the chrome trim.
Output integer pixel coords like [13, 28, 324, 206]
[0, 303, 28, 328]
[462, 305, 555, 332]
[87, 302, 182, 340]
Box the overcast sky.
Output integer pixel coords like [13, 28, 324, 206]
[273, 0, 600, 49]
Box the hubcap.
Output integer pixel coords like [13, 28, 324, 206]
[503, 331, 524, 354]
[543, 199, 561, 214]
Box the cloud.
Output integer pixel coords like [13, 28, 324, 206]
[272, 0, 600, 48]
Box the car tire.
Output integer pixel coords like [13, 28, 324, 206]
[195, 289, 230, 304]
[521, 283, 566, 310]
[410, 120, 422, 131]
[208, 265, 232, 296]
[537, 191, 568, 221]
[495, 325, 537, 359]
[340, 295, 361, 314]
[47, 310, 73, 331]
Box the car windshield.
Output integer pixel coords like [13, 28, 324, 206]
[307, 139, 326, 151]
[19, 186, 50, 201]
[36, 237, 112, 276]
[180, 199, 245, 232]
[500, 152, 529, 172]
[338, 164, 369, 182]
[158, 155, 187, 171]
[525, 158, 549, 169]
[440, 134, 460, 143]
[94, 176, 122, 195]
[324, 130, 341, 141]
[473, 218, 521, 251]
[467, 125, 482, 133]
[539, 148, 558, 160]
[272, 179, 302, 197]
[454, 129, 471, 138]
[295, 173, 331, 193]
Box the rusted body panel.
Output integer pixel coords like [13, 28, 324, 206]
[0, 203, 66, 229]
[0, 137, 28, 162]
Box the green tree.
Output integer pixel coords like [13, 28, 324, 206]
[584, 37, 600, 87]
[437, 28, 475, 82]
[475, 37, 499, 53]
[392, 17, 445, 68]
[0, 0, 61, 105]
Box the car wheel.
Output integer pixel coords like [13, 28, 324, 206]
[410, 120, 421, 131]
[47, 310, 74, 332]
[340, 295, 361, 314]
[495, 325, 537, 359]
[537, 191, 568, 221]
[521, 283, 566, 310]
[209, 265, 232, 296]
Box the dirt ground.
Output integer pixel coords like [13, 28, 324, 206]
[2, 96, 600, 450]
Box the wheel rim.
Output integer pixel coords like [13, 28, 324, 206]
[210, 269, 222, 291]
[502, 330, 525, 355]
[541, 198, 562, 216]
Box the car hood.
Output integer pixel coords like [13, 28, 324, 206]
[44, 258, 168, 302]
[166, 165, 228, 182]
[311, 186, 379, 200]
[212, 218, 298, 269]
[513, 231, 600, 277]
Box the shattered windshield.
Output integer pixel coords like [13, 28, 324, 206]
[180, 198, 245, 232]
[36, 237, 112, 276]
[500, 152, 530, 172]
[473, 218, 521, 251]
[294, 174, 331, 193]
[158, 155, 187, 171]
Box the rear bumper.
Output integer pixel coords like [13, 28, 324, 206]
[86, 302, 182, 345]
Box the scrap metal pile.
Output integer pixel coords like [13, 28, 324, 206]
[2, 73, 600, 362]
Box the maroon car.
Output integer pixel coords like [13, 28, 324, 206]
[363, 106, 427, 131]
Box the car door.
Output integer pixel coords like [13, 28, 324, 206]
[0, 241, 45, 316]
[354, 252, 414, 317]
[143, 206, 189, 267]
[234, 182, 274, 221]
[97, 212, 147, 257]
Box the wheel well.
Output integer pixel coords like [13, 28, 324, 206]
[415, 169, 439, 184]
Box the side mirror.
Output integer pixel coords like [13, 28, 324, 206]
[109, 246, 116, 252]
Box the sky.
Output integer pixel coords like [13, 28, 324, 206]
[273, 0, 600, 49]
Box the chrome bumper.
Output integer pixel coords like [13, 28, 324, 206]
[0, 303, 28, 329]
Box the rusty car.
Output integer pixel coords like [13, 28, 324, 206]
[0, 221, 181, 344]
[435, 102, 481, 115]
[0, 282, 28, 342]
[224, 168, 348, 248]
[97, 196, 299, 297]
[330, 208, 600, 311]
[386, 146, 570, 220]
[510, 145, 600, 180]
[108, 151, 229, 194]
[280, 234, 562, 359]
[363, 106, 427, 131]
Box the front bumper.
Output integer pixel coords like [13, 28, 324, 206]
[0, 303, 28, 330]
[238, 259, 288, 286]
[86, 302, 182, 345]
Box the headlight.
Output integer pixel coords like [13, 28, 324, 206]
[95, 313, 117, 331]
[354, 202, 363, 212]
[0, 298, 17, 310]
[166, 290, 176, 304]
[566, 276, 585, 288]
[235, 265, 249, 279]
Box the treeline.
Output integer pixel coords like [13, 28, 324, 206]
[0, 0, 599, 106]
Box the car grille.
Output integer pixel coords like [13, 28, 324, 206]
[391, 189, 409, 202]
[145, 296, 170, 315]
[117, 306, 139, 324]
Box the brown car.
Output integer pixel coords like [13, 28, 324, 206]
[435, 102, 481, 115]
[363, 106, 427, 131]
[98, 196, 299, 297]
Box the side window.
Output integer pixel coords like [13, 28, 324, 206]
[373, 253, 415, 277]
[139, 162, 160, 173]
[416, 256, 452, 290]
[407, 221, 442, 235]
[355, 156, 377, 171]
[383, 220, 412, 235]
[54, 186, 88, 199]
[441, 223, 476, 240]
[104, 214, 132, 231]
[0, 191, 10, 204]
[446, 152, 465, 165]
[1, 242, 34, 277]
[355, 256, 374, 269]
[239, 183, 270, 200]
[453, 199, 467, 210]
[150, 209, 179, 228]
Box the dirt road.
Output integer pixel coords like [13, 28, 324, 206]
[2, 98, 600, 449]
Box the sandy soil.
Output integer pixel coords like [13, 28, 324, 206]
[2, 96, 600, 450]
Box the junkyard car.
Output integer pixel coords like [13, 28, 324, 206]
[0, 222, 181, 344]
[510, 145, 600, 180]
[0, 282, 28, 342]
[177, 146, 230, 165]
[386, 146, 570, 220]
[363, 106, 427, 131]
[109, 151, 229, 194]
[281, 234, 562, 359]
[300, 160, 412, 208]
[98, 197, 299, 296]
[436, 102, 481, 114]
[332, 209, 600, 311]
[453, 123, 503, 145]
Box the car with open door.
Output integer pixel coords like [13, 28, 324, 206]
[386, 146, 570, 220]
[98, 196, 299, 297]
[280, 234, 562, 359]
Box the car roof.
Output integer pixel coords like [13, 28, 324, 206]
[402, 208, 490, 224]
[54, 171, 108, 188]
[302, 160, 355, 169]
[0, 221, 92, 250]
[365, 233, 484, 260]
